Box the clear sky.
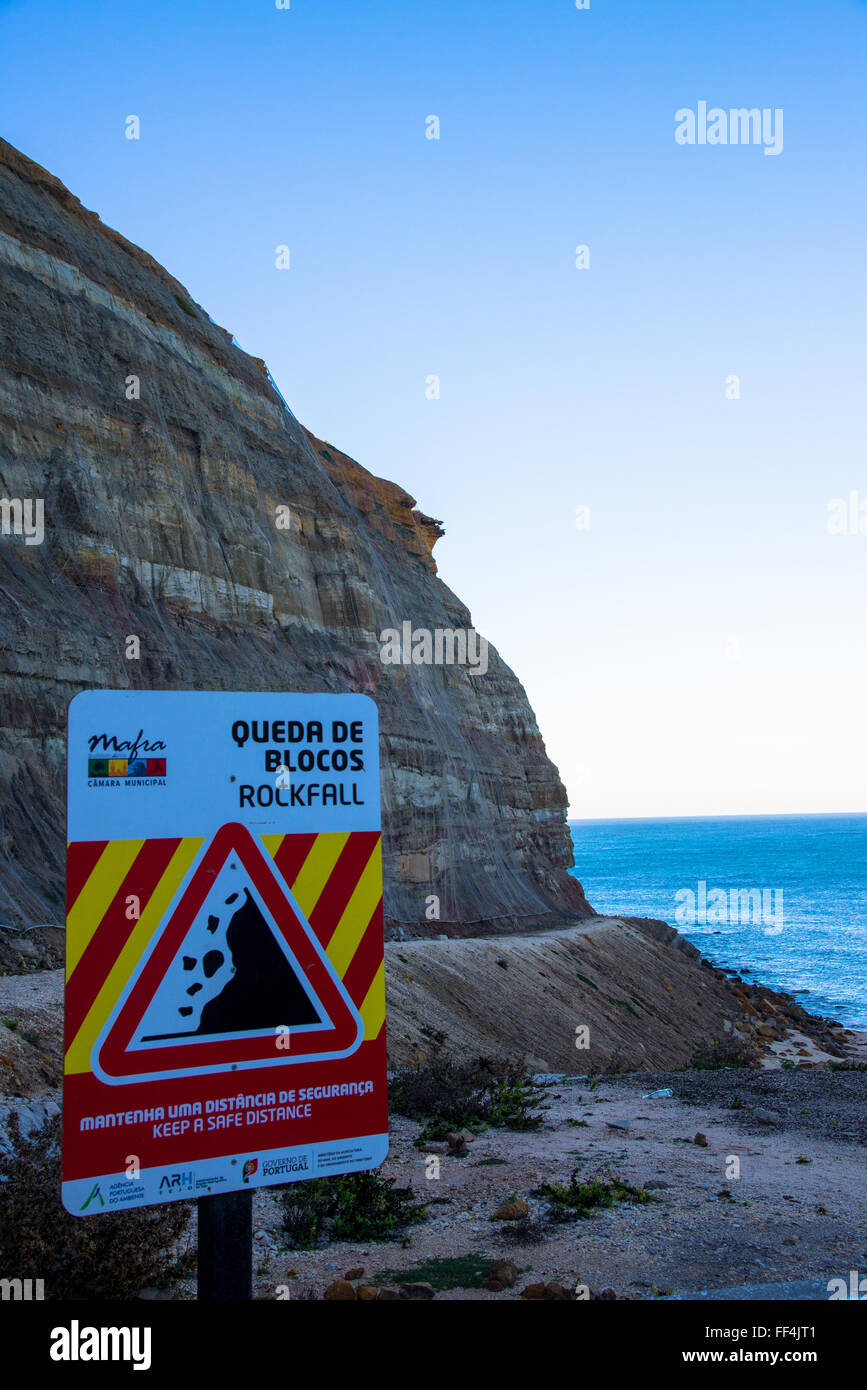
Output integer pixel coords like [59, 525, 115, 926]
[2, 0, 865, 817]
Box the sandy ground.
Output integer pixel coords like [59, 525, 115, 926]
[152, 1065, 867, 1301]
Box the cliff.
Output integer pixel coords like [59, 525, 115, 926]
[0, 138, 591, 934]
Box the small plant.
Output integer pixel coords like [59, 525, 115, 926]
[390, 1036, 548, 1142]
[280, 1169, 425, 1247]
[796, 1155, 812, 1165]
[0, 1111, 191, 1299]
[174, 293, 196, 317]
[539, 1166, 654, 1222]
[280, 1183, 331, 1250]
[3, 1018, 17, 1030]
[374, 1253, 492, 1291]
[487, 1070, 549, 1131]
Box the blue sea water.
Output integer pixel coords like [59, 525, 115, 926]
[568, 814, 867, 1029]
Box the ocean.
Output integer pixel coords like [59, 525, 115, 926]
[568, 813, 867, 1030]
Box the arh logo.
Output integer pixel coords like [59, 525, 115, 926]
[159, 1171, 194, 1193]
[242, 1158, 258, 1183]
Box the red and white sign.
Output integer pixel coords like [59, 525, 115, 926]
[63, 692, 388, 1214]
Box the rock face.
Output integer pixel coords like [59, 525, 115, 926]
[0, 139, 591, 933]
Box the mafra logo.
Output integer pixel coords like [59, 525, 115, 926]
[87, 729, 167, 781]
[242, 1158, 258, 1183]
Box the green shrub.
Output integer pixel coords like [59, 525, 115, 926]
[540, 1166, 654, 1222]
[0, 1111, 192, 1299]
[280, 1169, 425, 1247]
[390, 1037, 548, 1141]
[374, 1253, 492, 1291]
[487, 1071, 549, 1131]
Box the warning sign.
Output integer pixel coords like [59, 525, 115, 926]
[62, 692, 388, 1214]
[94, 820, 364, 1082]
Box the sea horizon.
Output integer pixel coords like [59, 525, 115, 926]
[569, 812, 867, 1031]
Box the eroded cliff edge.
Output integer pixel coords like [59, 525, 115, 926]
[0, 138, 591, 932]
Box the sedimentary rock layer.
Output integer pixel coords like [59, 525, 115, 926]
[0, 139, 590, 932]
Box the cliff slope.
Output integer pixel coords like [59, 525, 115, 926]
[0, 139, 590, 932]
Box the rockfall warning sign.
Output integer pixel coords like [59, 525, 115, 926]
[62, 691, 388, 1214]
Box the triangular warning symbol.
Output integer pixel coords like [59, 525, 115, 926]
[94, 823, 363, 1083]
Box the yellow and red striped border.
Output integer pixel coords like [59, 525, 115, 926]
[65, 830, 384, 1077]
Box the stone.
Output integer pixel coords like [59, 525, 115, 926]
[376, 1289, 402, 1300]
[544, 1282, 572, 1301]
[489, 1259, 517, 1288]
[694, 1132, 709, 1147]
[324, 1280, 357, 1301]
[600, 1288, 617, 1300]
[357, 1285, 378, 1301]
[399, 1283, 435, 1300]
[492, 1197, 530, 1221]
[344, 1267, 364, 1280]
[753, 1108, 783, 1126]
[520, 1283, 547, 1300]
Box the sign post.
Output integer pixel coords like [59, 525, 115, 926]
[63, 691, 388, 1298]
[197, 1190, 252, 1301]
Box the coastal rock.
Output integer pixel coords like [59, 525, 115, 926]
[0, 138, 592, 937]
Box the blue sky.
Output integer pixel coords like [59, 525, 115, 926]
[2, 0, 865, 816]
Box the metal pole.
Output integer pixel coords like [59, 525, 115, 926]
[197, 1190, 253, 1300]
